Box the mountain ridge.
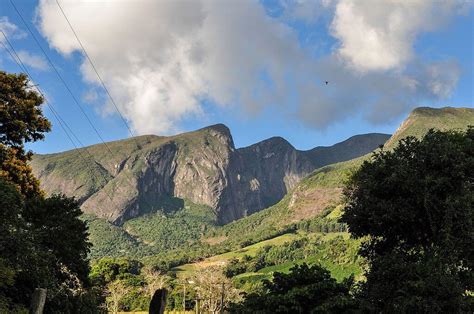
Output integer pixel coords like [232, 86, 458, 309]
[65, 106, 474, 259]
[31, 125, 389, 224]
[201, 106, 474, 253]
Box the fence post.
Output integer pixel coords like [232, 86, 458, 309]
[29, 288, 47, 314]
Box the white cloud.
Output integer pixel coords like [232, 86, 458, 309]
[16, 50, 49, 71]
[330, 0, 469, 72]
[37, 0, 306, 134]
[0, 17, 48, 73]
[0, 16, 26, 43]
[36, 0, 467, 134]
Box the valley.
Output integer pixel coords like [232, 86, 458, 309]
[30, 107, 474, 288]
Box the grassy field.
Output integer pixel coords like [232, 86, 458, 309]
[173, 232, 301, 276]
[173, 230, 362, 284]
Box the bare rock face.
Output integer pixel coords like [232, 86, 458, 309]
[31, 124, 389, 225]
[218, 137, 315, 223]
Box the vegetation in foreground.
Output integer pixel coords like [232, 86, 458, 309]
[0, 71, 94, 312]
[341, 128, 474, 312]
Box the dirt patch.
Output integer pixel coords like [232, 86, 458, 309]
[202, 235, 228, 245]
[289, 187, 342, 222]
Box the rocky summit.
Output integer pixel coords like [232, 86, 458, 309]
[31, 125, 389, 225]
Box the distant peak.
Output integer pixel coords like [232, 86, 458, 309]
[250, 136, 294, 150]
[410, 106, 473, 117]
[199, 123, 231, 136]
[266, 136, 292, 146]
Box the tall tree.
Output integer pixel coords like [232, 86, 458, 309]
[341, 128, 474, 312]
[0, 71, 94, 312]
[0, 71, 51, 197]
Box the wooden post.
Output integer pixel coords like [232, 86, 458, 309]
[220, 282, 225, 314]
[183, 282, 186, 313]
[195, 298, 200, 314]
[29, 288, 47, 314]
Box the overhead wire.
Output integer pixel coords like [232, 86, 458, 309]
[9, 0, 116, 156]
[9, 0, 158, 213]
[1, 30, 120, 210]
[55, 0, 138, 142]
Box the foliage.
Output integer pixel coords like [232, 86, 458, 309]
[89, 257, 142, 286]
[0, 70, 95, 312]
[0, 179, 30, 312]
[229, 234, 362, 286]
[123, 197, 217, 251]
[342, 128, 474, 312]
[231, 263, 356, 313]
[105, 280, 130, 314]
[0, 71, 51, 197]
[85, 215, 150, 259]
[0, 178, 95, 312]
[191, 266, 241, 313]
[224, 258, 247, 278]
[0, 71, 50, 147]
[25, 195, 91, 284]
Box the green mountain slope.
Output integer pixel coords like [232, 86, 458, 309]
[43, 108, 474, 261]
[199, 106, 474, 249]
[31, 125, 387, 225]
[169, 106, 473, 285]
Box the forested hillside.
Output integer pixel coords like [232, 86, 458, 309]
[81, 106, 474, 260]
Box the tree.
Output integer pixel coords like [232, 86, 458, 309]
[0, 181, 93, 312]
[341, 128, 474, 312]
[142, 266, 170, 298]
[89, 257, 142, 286]
[0, 71, 93, 312]
[0, 71, 50, 147]
[0, 71, 51, 197]
[105, 280, 130, 314]
[224, 258, 247, 278]
[24, 195, 91, 286]
[0, 178, 30, 312]
[192, 266, 241, 313]
[232, 263, 355, 313]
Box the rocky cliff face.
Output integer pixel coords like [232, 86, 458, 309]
[31, 124, 389, 224]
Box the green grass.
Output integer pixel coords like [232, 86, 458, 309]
[173, 232, 301, 275]
[385, 107, 474, 148]
[174, 231, 363, 286]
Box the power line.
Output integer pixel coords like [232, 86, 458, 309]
[8, 0, 116, 157]
[9, 1, 158, 214]
[1, 30, 119, 208]
[55, 0, 137, 141]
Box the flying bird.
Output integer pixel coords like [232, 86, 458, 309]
[325, 81, 329, 85]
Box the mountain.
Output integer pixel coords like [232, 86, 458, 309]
[31, 125, 389, 225]
[215, 107, 474, 244]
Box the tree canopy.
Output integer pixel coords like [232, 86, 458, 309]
[0, 71, 51, 197]
[231, 263, 355, 313]
[341, 127, 474, 312]
[0, 71, 50, 147]
[0, 71, 93, 312]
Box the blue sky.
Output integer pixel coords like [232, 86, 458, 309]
[0, 0, 473, 154]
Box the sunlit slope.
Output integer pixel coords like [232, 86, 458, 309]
[205, 106, 474, 248]
[31, 124, 387, 225]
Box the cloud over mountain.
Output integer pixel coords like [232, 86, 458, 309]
[36, 0, 467, 134]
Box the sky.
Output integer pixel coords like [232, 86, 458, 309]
[0, 0, 473, 154]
